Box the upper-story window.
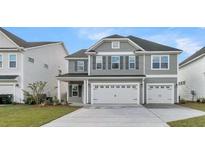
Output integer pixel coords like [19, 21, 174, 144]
[28, 57, 34, 63]
[111, 41, 120, 49]
[96, 56, 103, 70]
[111, 56, 120, 69]
[77, 61, 84, 71]
[151, 55, 169, 70]
[129, 56, 135, 69]
[0, 54, 3, 68]
[9, 54, 17, 68]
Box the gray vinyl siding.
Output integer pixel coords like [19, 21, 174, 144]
[145, 54, 178, 75]
[87, 79, 143, 104]
[90, 55, 144, 75]
[68, 59, 88, 73]
[94, 40, 139, 52]
[144, 77, 178, 103]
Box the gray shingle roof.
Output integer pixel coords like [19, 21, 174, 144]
[0, 75, 18, 80]
[105, 34, 125, 38]
[0, 27, 59, 48]
[180, 47, 205, 66]
[65, 49, 87, 58]
[127, 35, 182, 51]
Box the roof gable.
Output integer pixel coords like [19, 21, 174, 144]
[0, 28, 60, 49]
[180, 47, 205, 66]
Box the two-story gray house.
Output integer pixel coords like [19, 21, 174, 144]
[57, 35, 182, 104]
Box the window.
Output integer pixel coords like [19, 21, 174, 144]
[161, 56, 168, 69]
[112, 41, 120, 49]
[77, 61, 84, 71]
[96, 56, 102, 70]
[44, 64, 48, 69]
[28, 57, 34, 63]
[152, 55, 169, 70]
[0, 55, 2, 68]
[72, 85, 78, 97]
[9, 54, 17, 68]
[111, 56, 120, 69]
[129, 56, 135, 69]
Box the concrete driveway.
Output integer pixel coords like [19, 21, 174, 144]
[43, 104, 205, 127]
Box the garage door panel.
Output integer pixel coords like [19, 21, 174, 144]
[92, 83, 139, 104]
[147, 84, 174, 104]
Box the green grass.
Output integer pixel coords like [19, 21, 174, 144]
[0, 105, 80, 127]
[168, 102, 205, 127]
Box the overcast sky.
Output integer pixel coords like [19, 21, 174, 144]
[5, 27, 205, 62]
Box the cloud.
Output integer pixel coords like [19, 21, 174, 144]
[78, 28, 114, 41]
[146, 33, 203, 55]
[175, 38, 202, 55]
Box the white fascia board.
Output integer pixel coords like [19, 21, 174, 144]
[179, 53, 205, 68]
[137, 51, 182, 54]
[97, 51, 135, 55]
[146, 75, 178, 78]
[65, 57, 88, 60]
[57, 76, 145, 81]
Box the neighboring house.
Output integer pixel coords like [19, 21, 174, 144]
[0, 28, 68, 103]
[179, 47, 205, 101]
[57, 34, 182, 104]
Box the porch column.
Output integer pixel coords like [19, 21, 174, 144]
[83, 80, 87, 104]
[86, 80, 89, 103]
[67, 82, 69, 102]
[142, 78, 145, 104]
[13, 83, 16, 102]
[57, 80, 61, 102]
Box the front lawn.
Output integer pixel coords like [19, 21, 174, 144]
[168, 102, 205, 127]
[0, 105, 80, 127]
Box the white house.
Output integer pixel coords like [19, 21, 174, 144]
[0, 28, 68, 103]
[179, 47, 205, 101]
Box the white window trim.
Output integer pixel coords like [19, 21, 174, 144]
[96, 56, 103, 70]
[111, 56, 120, 70]
[8, 53, 17, 69]
[129, 56, 136, 70]
[72, 84, 79, 97]
[77, 61, 84, 72]
[111, 41, 120, 49]
[0, 54, 3, 69]
[151, 55, 169, 70]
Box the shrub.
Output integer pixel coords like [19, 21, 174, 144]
[197, 98, 201, 103]
[23, 81, 47, 104]
[180, 99, 186, 104]
[202, 98, 205, 103]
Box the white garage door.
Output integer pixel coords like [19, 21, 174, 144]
[0, 84, 14, 95]
[91, 83, 139, 104]
[147, 84, 174, 104]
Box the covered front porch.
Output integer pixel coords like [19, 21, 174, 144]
[57, 74, 88, 104]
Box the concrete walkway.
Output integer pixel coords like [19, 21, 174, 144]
[43, 104, 205, 127]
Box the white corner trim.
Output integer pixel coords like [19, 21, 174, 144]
[0, 31, 19, 47]
[88, 55, 91, 75]
[0, 53, 3, 69]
